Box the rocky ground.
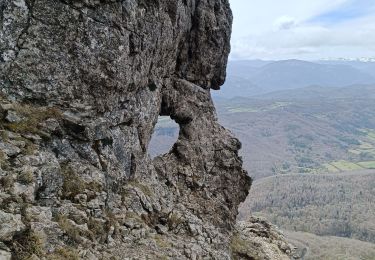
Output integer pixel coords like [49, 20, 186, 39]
[0, 0, 294, 259]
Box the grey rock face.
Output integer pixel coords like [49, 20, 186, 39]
[232, 217, 295, 260]
[0, 244, 12, 260]
[0, 0, 292, 259]
[0, 211, 25, 241]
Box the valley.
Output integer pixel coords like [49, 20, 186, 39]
[215, 91, 375, 179]
[149, 60, 375, 259]
[286, 231, 375, 260]
[239, 171, 375, 242]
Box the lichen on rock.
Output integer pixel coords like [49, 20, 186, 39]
[1, 0, 293, 259]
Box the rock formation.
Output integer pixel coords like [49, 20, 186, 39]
[0, 0, 294, 259]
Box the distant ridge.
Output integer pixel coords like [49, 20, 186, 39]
[215, 59, 375, 98]
[254, 84, 375, 100]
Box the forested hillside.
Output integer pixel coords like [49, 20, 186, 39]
[148, 62, 375, 259]
[215, 86, 375, 179]
[286, 231, 375, 260]
[239, 172, 375, 243]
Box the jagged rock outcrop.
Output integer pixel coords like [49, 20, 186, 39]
[0, 0, 293, 259]
[232, 217, 294, 260]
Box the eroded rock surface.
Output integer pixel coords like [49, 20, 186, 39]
[1, 0, 292, 259]
[232, 217, 294, 260]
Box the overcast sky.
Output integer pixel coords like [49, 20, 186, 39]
[229, 0, 375, 60]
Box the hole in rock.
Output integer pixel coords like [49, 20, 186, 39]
[148, 116, 179, 158]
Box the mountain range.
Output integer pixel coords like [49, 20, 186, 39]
[214, 59, 375, 98]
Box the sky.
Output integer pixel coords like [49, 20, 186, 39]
[229, 0, 375, 60]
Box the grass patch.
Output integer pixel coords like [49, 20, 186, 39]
[0, 175, 14, 189]
[0, 150, 10, 171]
[155, 116, 178, 129]
[226, 102, 292, 114]
[367, 133, 375, 142]
[124, 211, 144, 223]
[3, 103, 61, 135]
[367, 149, 375, 155]
[56, 214, 86, 244]
[348, 149, 362, 155]
[61, 165, 86, 200]
[18, 169, 35, 184]
[157, 117, 173, 124]
[85, 210, 116, 242]
[58, 213, 115, 244]
[21, 138, 38, 155]
[87, 217, 108, 242]
[127, 180, 153, 197]
[330, 161, 363, 171]
[227, 107, 260, 113]
[47, 247, 80, 260]
[61, 164, 102, 200]
[362, 129, 375, 142]
[153, 234, 171, 248]
[359, 142, 373, 150]
[323, 163, 340, 173]
[10, 228, 45, 259]
[168, 212, 184, 230]
[357, 161, 375, 169]
[268, 101, 292, 109]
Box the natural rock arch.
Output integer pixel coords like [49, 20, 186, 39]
[0, 0, 293, 259]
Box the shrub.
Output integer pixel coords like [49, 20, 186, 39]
[47, 247, 80, 260]
[56, 214, 83, 244]
[61, 165, 86, 200]
[4, 103, 61, 135]
[168, 212, 184, 230]
[87, 217, 106, 241]
[61, 164, 102, 201]
[0, 151, 10, 171]
[0, 175, 14, 189]
[10, 228, 45, 259]
[153, 234, 170, 248]
[127, 180, 153, 197]
[18, 170, 35, 184]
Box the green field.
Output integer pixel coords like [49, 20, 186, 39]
[324, 160, 375, 172]
[330, 161, 363, 171]
[348, 149, 361, 155]
[368, 132, 375, 142]
[227, 107, 259, 113]
[318, 128, 375, 173]
[359, 142, 374, 149]
[348, 135, 375, 158]
[358, 161, 375, 169]
[226, 102, 292, 114]
[156, 116, 179, 128]
[363, 129, 375, 142]
[268, 101, 292, 109]
[349, 149, 375, 156]
[157, 117, 172, 123]
[325, 161, 363, 172]
[323, 163, 340, 173]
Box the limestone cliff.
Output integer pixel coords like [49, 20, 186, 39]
[0, 0, 293, 259]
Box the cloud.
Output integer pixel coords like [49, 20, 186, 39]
[274, 16, 298, 30]
[229, 0, 375, 60]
